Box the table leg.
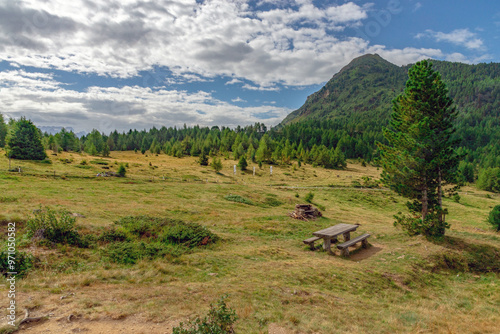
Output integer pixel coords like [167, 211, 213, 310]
[343, 232, 351, 242]
[323, 238, 333, 254]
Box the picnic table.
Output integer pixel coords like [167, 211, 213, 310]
[312, 223, 359, 254]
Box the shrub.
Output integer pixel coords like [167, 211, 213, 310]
[261, 197, 283, 207]
[173, 295, 238, 334]
[305, 192, 314, 203]
[452, 193, 461, 203]
[26, 206, 87, 247]
[99, 228, 130, 243]
[394, 212, 450, 237]
[0, 250, 35, 278]
[488, 205, 500, 231]
[162, 222, 218, 247]
[224, 194, 254, 205]
[105, 241, 185, 264]
[117, 164, 126, 177]
[115, 216, 218, 246]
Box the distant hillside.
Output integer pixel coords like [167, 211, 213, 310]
[279, 54, 500, 167]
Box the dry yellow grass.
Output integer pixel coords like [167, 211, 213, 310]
[0, 149, 499, 333]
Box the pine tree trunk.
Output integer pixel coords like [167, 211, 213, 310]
[422, 178, 428, 222]
[438, 169, 443, 223]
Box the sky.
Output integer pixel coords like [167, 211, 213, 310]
[0, 0, 498, 134]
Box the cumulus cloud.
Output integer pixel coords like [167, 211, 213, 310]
[416, 29, 485, 50]
[0, 70, 290, 132]
[0, 0, 448, 87]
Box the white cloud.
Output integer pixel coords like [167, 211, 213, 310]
[0, 71, 290, 132]
[242, 83, 280, 91]
[0, 0, 443, 87]
[416, 29, 485, 50]
[225, 78, 243, 85]
[231, 97, 247, 103]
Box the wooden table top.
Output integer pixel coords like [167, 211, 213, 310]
[312, 223, 359, 238]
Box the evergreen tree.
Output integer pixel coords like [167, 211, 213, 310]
[0, 113, 8, 147]
[6, 117, 47, 160]
[211, 157, 223, 173]
[378, 60, 460, 237]
[198, 148, 209, 166]
[102, 143, 110, 157]
[238, 156, 248, 171]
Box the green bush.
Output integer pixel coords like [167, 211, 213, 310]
[105, 241, 184, 264]
[90, 159, 109, 165]
[488, 205, 500, 231]
[98, 228, 130, 243]
[173, 295, 238, 334]
[0, 250, 35, 278]
[394, 212, 450, 237]
[117, 164, 127, 177]
[26, 206, 87, 247]
[305, 192, 314, 203]
[261, 197, 283, 207]
[115, 216, 218, 246]
[224, 194, 254, 205]
[161, 222, 218, 247]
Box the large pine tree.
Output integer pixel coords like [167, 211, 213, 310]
[378, 60, 460, 237]
[7, 117, 47, 160]
[0, 113, 8, 147]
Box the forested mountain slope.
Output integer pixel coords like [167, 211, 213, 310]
[280, 54, 500, 167]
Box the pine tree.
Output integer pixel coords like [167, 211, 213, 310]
[238, 156, 248, 171]
[198, 148, 209, 166]
[211, 157, 223, 173]
[0, 113, 9, 147]
[6, 117, 47, 160]
[378, 60, 460, 237]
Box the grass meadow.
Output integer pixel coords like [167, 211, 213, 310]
[0, 149, 499, 333]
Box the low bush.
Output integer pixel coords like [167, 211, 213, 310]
[26, 206, 88, 247]
[173, 295, 238, 334]
[224, 194, 254, 206]
[98, 228, 130, 243]
[261, 197, 283, 207]
[105, 241, 184, 264]
[104, 216, 219, 264]
[0, 250, 35, 278]
[305, 192, 314, 203]
[161, 221, 218, 247]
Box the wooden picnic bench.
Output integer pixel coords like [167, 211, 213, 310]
[302, 236, 321, 250]
[337, 233, 370, 257]
[311, 223, 359, 254]
[303, 223, 371, 256]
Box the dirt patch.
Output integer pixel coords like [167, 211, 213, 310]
[18, 317, 181, 333]
[268, 323, 290, 334]
[382, 272, 411, 292]
[349, 243, 384, 261]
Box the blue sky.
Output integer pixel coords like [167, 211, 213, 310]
[0, 0, 498, 133]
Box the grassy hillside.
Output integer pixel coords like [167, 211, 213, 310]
[1, 150, 499, 333]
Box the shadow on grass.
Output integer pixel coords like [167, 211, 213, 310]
[428, 236, 500, 273]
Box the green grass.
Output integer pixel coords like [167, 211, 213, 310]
[0, 149, 498, 333]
